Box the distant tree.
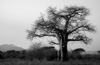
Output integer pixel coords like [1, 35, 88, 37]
[41, 46, 58, 61]
[98, 51, 100, 54]
[27, 43, 58, 61]
[71, 48, 85, 59]
[27, 43, 44, 61]
[29, 42, 42, 50]
[72, 48, 85, 54]
[19, 50, 27, 60]
[27, 6, 96, 62]
[3, 50, 20, 59]
[0, 51, 3, 59]
[0, 51, 2, 53]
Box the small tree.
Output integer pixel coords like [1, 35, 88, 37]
[19, 50, 27, 60]
[27, 43, 45, 61]
[29, 42, 42, 50]
[27, 6, 96, 62]
[98, 51, 100, 54]
[71, 48, 85, 59]
[41, 46, 58, 61]
[72, 48, 85, 54]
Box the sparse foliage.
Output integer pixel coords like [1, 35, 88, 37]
[27, 43, 58, 61]
[29, 42, 42, 50]
[27, 43, 44, 61]
[27, 6, 96, 62]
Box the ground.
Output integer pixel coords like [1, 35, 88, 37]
[0, 59, 99, 65]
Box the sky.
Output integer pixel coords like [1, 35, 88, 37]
[0, 0, 100, 51]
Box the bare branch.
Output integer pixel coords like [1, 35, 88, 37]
[27, 32, 56, 40]
[68, 34, 92, 44]
[68, 22, 96, 35]
[83, 24, 96, 32]
[49, 41, 59, 45]
[68, 25, 83, 34]
[68, 39, 81, 41]
[34, 34, 56, 37]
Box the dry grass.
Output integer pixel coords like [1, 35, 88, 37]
[0, 59, 100, 65]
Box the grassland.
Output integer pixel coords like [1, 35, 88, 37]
[0, 59, 100, 65]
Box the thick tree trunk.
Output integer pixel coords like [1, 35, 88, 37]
[62, 42, 68, 61]
[60, 34, 69, 62]
[60, 41, 68, 62]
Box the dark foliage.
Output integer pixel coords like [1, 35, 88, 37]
[27, 46, 58, 61]
[72, 48, 85, 54]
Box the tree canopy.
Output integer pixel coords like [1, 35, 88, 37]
[27, 6, 95, 44]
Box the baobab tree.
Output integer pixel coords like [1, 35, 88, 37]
[27, 6, 96, 62]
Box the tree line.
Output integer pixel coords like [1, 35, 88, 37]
[0, 43, 100, 61]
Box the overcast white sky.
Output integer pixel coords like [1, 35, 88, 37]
[0, 0, 100, 51]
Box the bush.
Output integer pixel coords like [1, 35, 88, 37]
[27, 46, 58, 61]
